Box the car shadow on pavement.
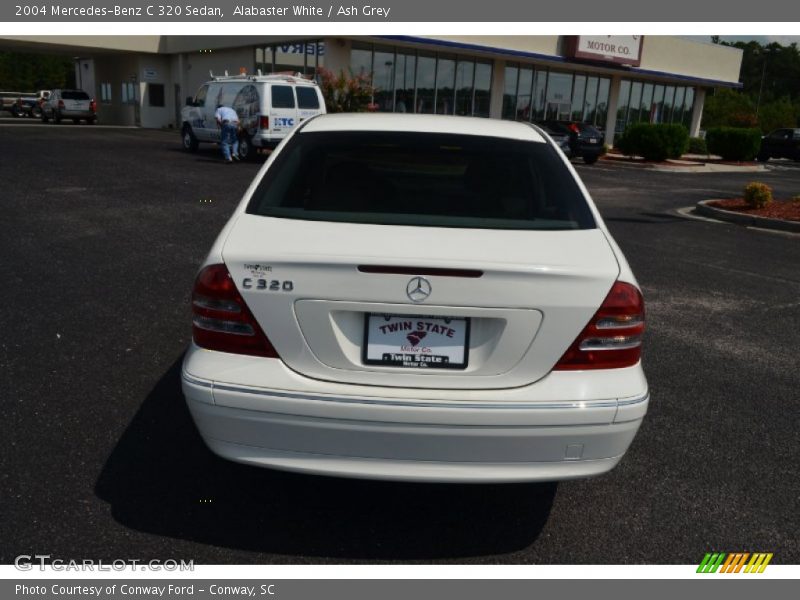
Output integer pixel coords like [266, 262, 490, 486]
[95, 356, 558, 561]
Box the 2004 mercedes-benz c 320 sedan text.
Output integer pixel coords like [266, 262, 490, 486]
[182, 113, 649, 483]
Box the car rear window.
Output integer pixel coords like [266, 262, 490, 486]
[62, 91, 90, 100]
[577, 123, 602, 136]
[247, 131, 596, 230]
[296, 87, 320, 109]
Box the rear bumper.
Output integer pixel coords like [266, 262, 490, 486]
[182, 346, 648, 483]
[576, 143, 603, 157]
[252, 132, 283, 148]
[58, 110, 94, 118]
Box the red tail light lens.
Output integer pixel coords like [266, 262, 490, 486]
[90, 99, 97, 113]
[259, 115, 269, 130]
[568, 123, 580, 134]
[191, 264, 279, 358]
[554, 281, 645, 370]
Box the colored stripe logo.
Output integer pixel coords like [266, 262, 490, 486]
[697, 552, 773, 573]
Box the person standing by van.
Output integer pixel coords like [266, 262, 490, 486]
[214, 104, 240, 163]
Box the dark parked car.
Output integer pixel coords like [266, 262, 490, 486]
[757, 128, 800, 162]
[536, 120, 604, 164]
[536, 122, 572, 156]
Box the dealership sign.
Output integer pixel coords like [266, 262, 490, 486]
[567, 36, 643, 66]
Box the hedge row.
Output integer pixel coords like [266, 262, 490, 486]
[705, 127, 762, 161]
[616, 124, 689, 161]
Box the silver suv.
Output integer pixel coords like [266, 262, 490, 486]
[42, 89, 97, 125]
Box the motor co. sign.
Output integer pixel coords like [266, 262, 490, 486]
[567, 36, 644, 66]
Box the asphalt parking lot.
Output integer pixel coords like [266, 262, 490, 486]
[1, 122, 798, 565]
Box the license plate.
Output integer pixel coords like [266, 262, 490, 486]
[363, 314, 470, 369]
[589, 138, 598, 144]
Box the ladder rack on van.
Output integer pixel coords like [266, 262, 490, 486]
[208, 71, 317, 85]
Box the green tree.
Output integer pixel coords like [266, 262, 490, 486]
[757, 97, 798, 133]
[703, 39, 800, 131]
[0, 51, 75, 91]
[702, 88, 757, 128]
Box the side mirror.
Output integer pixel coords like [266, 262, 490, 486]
[185, 96, 195, 107]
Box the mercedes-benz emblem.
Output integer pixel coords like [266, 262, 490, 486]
[406, 276, 432, 303]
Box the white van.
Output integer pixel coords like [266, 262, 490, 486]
[180, 73, 326, 159]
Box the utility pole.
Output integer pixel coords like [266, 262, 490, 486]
[756, 53, 767, 119]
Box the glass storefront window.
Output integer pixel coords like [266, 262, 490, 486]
[640, 83, 654, 124]
[516, 67, 534, 121]
[614, 79, 699, 134]
[595, 78, 609, 128]
[571, 75, 586, 121]
[651, 84, 665, 124]
[616, 80, 631, 133]
[627, 81, 643, 124]
[502, 65, 519, 120]
[454, 59, 474, 116]
[473, 61, 492, 117]
[350, 44, 373, 79]
[256, 40, 325, 78]
[394, 52, 415, 113]
[672, 86, 686, 124]
[435, 56, 456, 115]
[531, 69, 547, 121]
[546, 71, 573, 120]
[583, 76, 598, 124]
[662, 86, 675, 124]
[373, 49, 395, 112]
[682, 87, 695, 128]
[415, 53, 436, 114]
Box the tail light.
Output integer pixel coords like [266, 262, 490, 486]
[191, 264, 279, 358]
[259, 115, 269, 130]
[90, 99, 97, 113]
[568, 122, 580, 134]
[554, 281, 644, 370]
[58, 99, 65, 109]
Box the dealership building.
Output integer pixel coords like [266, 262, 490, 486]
[0, 35, 743, 145]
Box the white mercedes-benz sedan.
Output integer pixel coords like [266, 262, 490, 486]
[182, 113, 648, 483]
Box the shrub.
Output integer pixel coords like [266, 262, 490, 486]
[705, 127, 762, 161]
[743, 182, 773, 209]
[318, 67, 374, 113]
[688, 136, 708, 155]
[616, 123, 689, 161]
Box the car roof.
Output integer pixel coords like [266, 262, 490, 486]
[301, 113, 547, 143]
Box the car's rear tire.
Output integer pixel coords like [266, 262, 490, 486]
[53, 111, 62, 124]
[41, 111, 49, 123]
[182, 126, 199, 152]
[87, 117, 96, 125]
[583, 154, 599, 164]
[756, 153, 770, 162]
[31, 107, 42, 119]
[72, 119, 80, 125]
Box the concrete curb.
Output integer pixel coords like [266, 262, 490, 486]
[696, 200, 800, 233]
[602, 156, 766, 173]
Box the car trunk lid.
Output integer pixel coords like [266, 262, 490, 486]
[221, 214, 620, 390]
